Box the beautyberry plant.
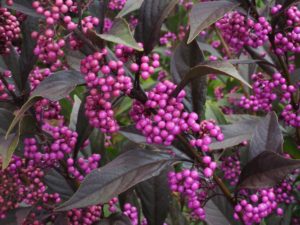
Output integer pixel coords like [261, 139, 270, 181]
[0, 0, 300, 225]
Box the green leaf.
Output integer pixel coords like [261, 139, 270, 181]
[249, 112, 283, 160]
[1, 115, 37, 169]
[135, 0, 179, 54]
[188, 1, 239, 43]
[171, 61, 251, 97]
[56, 148, 176, 211]
[0, 133, 19, 169]
[0, 109, 14, 135]
[237, 151, 300, 189]
[6, 70, 85, 138]
[117, 0, 144, 18]
[205, 101, 227, 124]
[69, 95, 81, 130]
[98, 18, 143, 51]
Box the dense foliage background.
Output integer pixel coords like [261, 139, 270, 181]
[0, 0, 300, 224]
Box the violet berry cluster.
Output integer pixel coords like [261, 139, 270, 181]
[32, 0, 78, 29]
[234, 188, 283, 225]
[81, 49, 132, 138]
[272, 5, 300, 55]
[130, 80, 188, 145]
[239, 72, 295, 111]
[189, 120, 224, 152]
[168, 169, 207, 220]
[238, 72, 299, 127]
[221, 153, 241, 186]
[32, 29, 65, 71]
[0, 156, 61, 219]
[215, 12, 271, 52]
[123, 203, 139, 225]
[131, 80, 224, 147]
[130, 53, 160, 80]
[0, 70, 15, 100]
[0, 7, 20, 54]
[66, 154, 101, 181]
[108, 0, 126, 11]
[67, 205, 102, 225]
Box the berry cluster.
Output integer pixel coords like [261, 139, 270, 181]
[130, 80, 188, 145]
[234, 188, 282, 225]
[239, 72, 294, 112]
[123, 203, 139, 225]
[34, 99, 63, 122]
[272, 5, 300, 55]
[282, 104, 300, 127]
[189, 120, 224, 152]
[32, 30, 65, 71]
[69, 15, 99, 50]
[221, 153, 241, 186]
[81, 49, 132, 137]
[160, 32, 177, 46]
[29, 67, 52, 90]
[67, 205, 102, 225]
[32, 0, 78, 29]
[131, 80, 224, 147]
[275, 176, 296, 204]
[108, 0, 126, 11]
[43, 124, 77, 156]
[0, 70, 15, 100]
[130, 53, 160, 80]
[0, 156, 61, 219]
[168, 169, 206, 220]
[238, 72, 299, 127]
[66, 154, 101, 181]
[216, 12, 271, 52]
[0, 7, 20, 54]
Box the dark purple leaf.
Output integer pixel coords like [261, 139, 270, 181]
[19, 16, 38, 92]
[54, 212, 69, 225]
[56, 148, 176, 211]
[210, 118, 260, 150]
[238, 151, 300, 189]
[171, 38, 206, 115]
[73, 94, 93, 159]
[135, 0, 179, 54]
[205, 188, 242, 225]
[6, 70, 85, 138]
[244, 46, 277, 76]
[188, 1, 239, 43]
[31, 70, 85, 101]
[169, 199, 189, 225]
[97, 213, 132, 225]
[2, 47, 22, 91]
[136, 168, 171, 225]
[119, 125, 146, 143]
[44, 169, 75, 200]
[171, 61, 251, 97]
[249, 112, 283, 159]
